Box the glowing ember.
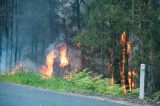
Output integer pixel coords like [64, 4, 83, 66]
[59, 44, 69, 68]
[14, 64, 21, 70]
[41, 50, 55, 79]
[63, 73, 73, 80]
[10, 63, 23, 75]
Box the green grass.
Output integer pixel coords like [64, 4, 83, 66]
[0, 71, 76, 92]
[0, 70, 138, 96]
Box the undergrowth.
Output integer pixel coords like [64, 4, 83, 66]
[0, 69, 138, 96]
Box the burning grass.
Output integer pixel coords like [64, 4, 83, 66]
[0, 69, 138, 96]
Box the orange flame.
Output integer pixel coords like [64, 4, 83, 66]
[119, 31, 136, 92]
[108, 63, 114, 85]
[63, 73, 73, 80]
[120, 31, 126, 44]
[128, 71, 132, 91]
[128, 68, 137, 90]
[127, 42, 132, 53]
[119, 31, 127, 94]
[59, 44, 69, 68]
[111, 72, 114, 85]
[41, 50, 55, 79]
[132, 69, 137, 89]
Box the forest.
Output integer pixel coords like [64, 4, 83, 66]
[0, 0, 160, 102]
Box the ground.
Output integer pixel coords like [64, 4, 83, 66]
[0, 82, 128, 106]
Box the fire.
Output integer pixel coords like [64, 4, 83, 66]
[59, 44, 69, 68]
[40, 43, 69, 79]
[119, 31, 127, 94]
[120, 31, 126, 44]
[41, 50, 55, 79]
[131, 69, 138, 88]
[108, 63, 114, 85]
[127, 42, 132, 53]
[128, 68, 137, 90]
[111, 72, 114, 85]
[119, 49, 127, 94]
[119, 31, 135, 93]
[128, 71, 132, 91]
[9, 63, 23, 76]
[63, 73, 73, 80]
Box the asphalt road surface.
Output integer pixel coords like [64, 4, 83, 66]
[0, 82, 128, 106]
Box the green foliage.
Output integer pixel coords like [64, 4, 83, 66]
[152, 91, 160, 101]
[72, 29, 101, 54]
[127, 89, 139, 97]
[0, 69, 143, 97]
[68, 69, 122, 95]
[0, 69, 122, 95]
[71, 0, 160, 94]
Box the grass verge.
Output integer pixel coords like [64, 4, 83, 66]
[0, 70, 138, 96]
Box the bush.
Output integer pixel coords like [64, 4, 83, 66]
[152, 91, 160, 101]
[70, 69, 122, 95]
[0, 69, 123, 95]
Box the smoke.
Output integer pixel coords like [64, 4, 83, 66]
[0, 0, 59, 72]
[0, 0, 81, 73]
[19, 58, 40, 72]
[0, 51, 7, 72]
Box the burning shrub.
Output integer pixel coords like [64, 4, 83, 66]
[41, 50, 55, 79]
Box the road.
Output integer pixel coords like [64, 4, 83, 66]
[0, 82, 128, 106]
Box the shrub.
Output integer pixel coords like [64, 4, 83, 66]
[152, 91, 160, 101]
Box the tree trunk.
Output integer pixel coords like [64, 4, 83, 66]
[76, 0, 81, 31]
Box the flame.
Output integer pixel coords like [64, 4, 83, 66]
[127, 42, 132, 53]
[128, 68, 137, 90]
[119, 31, 127, 94]
[120, 48, 127, 94]
[118, 31, 137, 92]
[63, 73, 73, 80]
[59, 44, 69, 68]
[111, 72, 114, 85]
[120, 31, 126, 44]
[10, 63, 23, 76]
[41, 50, 55, 79]
[128, 71, 132, 91]
[108, 63, 114, 85]
[131, 69, 137, 89]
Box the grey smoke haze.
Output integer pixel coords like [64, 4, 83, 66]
[0, 0, 60, 71]
[0, 0, 81, 72]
